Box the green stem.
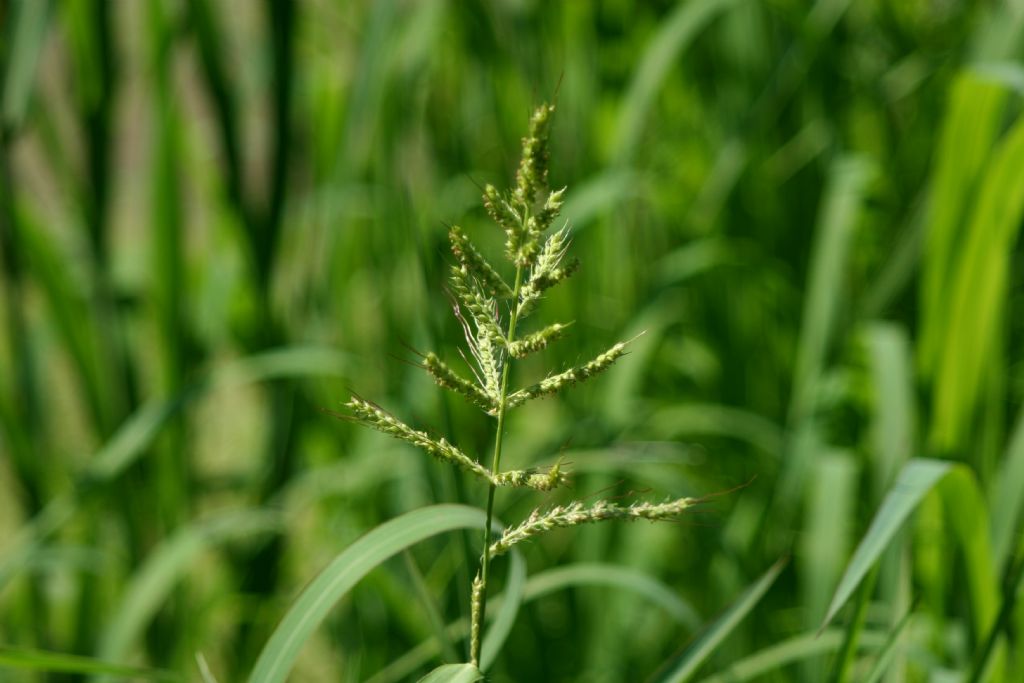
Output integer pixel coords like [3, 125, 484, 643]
[472, 265, 524, 666]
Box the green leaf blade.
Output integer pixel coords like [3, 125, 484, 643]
[247, 505, 486, 683]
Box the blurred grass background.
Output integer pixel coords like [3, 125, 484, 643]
[1, 0, 1024, 681]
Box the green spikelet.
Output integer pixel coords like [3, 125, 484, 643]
[344, 397, 492, 481]
[507, 322, 571, 358]
[489, 497, 696, 557]
[423, 352, 496, 413]
[534, 187, 565, 233]
[449, 225, 513, 298]
[514, 103, 555, 206]
[483, 184, 520, 236]
[505, 340, 631, 409]
[518, 226, 579, 317]
[492, 462, 567, 491]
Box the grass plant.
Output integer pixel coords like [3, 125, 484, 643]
[1, 2, 1024, 682]
[340, 104, 696, 677]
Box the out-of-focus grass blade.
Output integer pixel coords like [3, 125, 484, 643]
[195, 653, 220, 683]
[247, 505, 486, 683]
[0, 646, 177, 680]
[646, 404, 784, 458]
[800, 451, 857, 679]
[653, 558, 786, 683]
[366, 562, 701, 683]
[403, 551, 458, 664]
[992, 409, 1024, 569]
[2, 0, 51, 129]
[562, 168, 642, 231]
[96, 510, 283, 669]
[865, 323, 914, 491]
[967, 539, 1024, 683]
[861, 609, 915, 683]
[416, 663, 482, 683]
[789, 155, 874, 424]
[932, 110, 1024, 451]
[829, 567, 876, 683]
[90, 346, 347, 481]
[919, 73, 1006, 378]
[524, 563, 701, 629]
[695, 628, 886, 683]
[613, 0, 743, 164]
[479, 548, 525, 670]
[821, 459, 951, 629]
[938, 466, 999, 667]
[0, 346, 348, 589]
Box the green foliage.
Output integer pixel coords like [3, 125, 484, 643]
[2, 1, 1024, 682]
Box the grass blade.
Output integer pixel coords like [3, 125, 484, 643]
[247, 505, 486, 683]
[696, 628, 886, 683]
[861, 609, 915, 683]
[653, 558, 787, 683]
[613, 0, 743, 164]
[479, 548, 526, 670]
[789, 155, 874, 424]
[932, 110, 1024, 451]
[2, 0, 51, 129]
[0, 646, 177, 680]
[96, 510, 283, 668]
[416, 663, 483, 683]
[524, 563, 701, 629]
[821, 459, 951, 629]
[990, 408, 1024, 570]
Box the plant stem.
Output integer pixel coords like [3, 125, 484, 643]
[472, 264, 524, 666]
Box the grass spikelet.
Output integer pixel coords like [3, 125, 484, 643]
[505, 340, 631, 409]
[449, 225, 513, 298]
[483, 184, 520, 236]
[518, 226, 579, 317]
[492, 462, 568, 491]
[344, 397, 491, 481]
[469, 572, 485, 666]
[507, 322, 571, 358]
[535, 187, 565, 233]
[489, 497, 696, 557]
[423, 352, 496, 413]
[514, 103, 555, 206]
[450, 265, 506, 345]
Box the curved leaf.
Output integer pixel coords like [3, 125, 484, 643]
[822, 458, 951, 629]
[479, 548, 526, 670]
[0, 346, 347, 588]
[247, 505, 486, 683]
[524, 563, 700, 629]
[416, 663, 483, 683]
[696, 628, 885, 683]
[655, 558, 786, 683]
[96, 510, 283, 670]
[0, 646, 176, 681]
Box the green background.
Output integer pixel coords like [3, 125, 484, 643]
[1, 0, 1023, 681]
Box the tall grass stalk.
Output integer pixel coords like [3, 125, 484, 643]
[341, 103, 695, 675]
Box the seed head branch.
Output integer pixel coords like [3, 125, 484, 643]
[489, 497, 696, 557]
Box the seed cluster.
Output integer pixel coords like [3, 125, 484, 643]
[335, 103, 697, 669]
[489, 498, 697, 557]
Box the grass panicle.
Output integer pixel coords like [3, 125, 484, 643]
[340, 104, 696, 672]
[489, 497, 697, 558]
[507, 322, 571, 358]
[505, 339, 632, 409]
[449, 225, 514, 299]
[344, 397, 492, 481]
[422, 352, 497, 413]
[517, 226, 579, 317]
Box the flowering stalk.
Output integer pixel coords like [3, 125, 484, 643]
[338, 103, 695, 673]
